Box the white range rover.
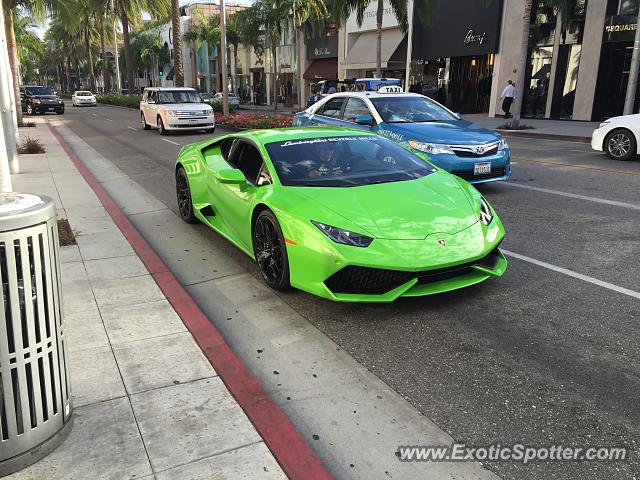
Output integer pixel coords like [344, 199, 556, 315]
[140, 87, 215, 135]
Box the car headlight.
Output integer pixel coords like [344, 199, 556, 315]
[203, 109, 211, 115]
[597, 121, 610, 129]
[167, 110, 177, 117]
[59, 100, 64, 104]
[33, 99, 41, 104]
[498, 138, 508, 150]
[408, 140, 454, 155]
[311, 221, 373, 247]
[480, 197, 493, 226]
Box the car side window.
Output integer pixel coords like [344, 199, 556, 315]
[319, 98, 345, 118]
[148, 91, 156, 103]
[257, 164, 272, 186]
[342, 98, 372, 122]
[227, 142, 264, 185]
[220, 138, 236, 160]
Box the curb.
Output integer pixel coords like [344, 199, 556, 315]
[45, 119, 334, 480]
[496, 129, 591, 143]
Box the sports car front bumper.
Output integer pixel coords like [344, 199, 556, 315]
[285, 218, 507, 303]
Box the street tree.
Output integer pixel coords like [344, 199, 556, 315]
[182, 8, 220, 89]
[285, 0, 328, 109]
[171, 0, 183, 86]
[2, 0, 71, 125]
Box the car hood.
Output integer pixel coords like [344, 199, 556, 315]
[35, 95, 60, 100]
[290, 172, 478, 240]
[383, 119, 501, 145]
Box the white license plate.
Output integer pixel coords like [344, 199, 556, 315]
[474, 162, 491, 175]
[188, 119, 199, 124]
[48, 107, 55, 111]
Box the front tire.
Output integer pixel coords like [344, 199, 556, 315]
[176, 166, 198, 224]
[157, 116, 167, 135]
[253, 210, 291, 291]
[141, 112, 151, 130]
[605, 129, 636, 161]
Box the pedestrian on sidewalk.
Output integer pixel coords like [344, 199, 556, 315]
[501, 80, 516, 118]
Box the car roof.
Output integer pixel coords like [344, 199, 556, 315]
[320, 91, 422, 100]
[144, 87, 196, 91]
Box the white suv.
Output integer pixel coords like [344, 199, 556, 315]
[140, 87, 215, 135]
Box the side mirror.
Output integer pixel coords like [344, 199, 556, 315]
[355, 114, 374, 126]
[216, 168, 246, 184]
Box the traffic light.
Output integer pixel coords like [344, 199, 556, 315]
[159, 70, 164, 77]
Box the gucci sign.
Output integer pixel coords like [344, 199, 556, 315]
[464, 30, 486, 45]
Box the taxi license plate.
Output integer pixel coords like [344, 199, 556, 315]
[474, 162, 491, 175]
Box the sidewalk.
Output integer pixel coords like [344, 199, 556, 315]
[6, 121, 288, 479]
[452, 114, 597, 142]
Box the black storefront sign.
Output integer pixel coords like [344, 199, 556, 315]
[412, 0, 503, 59]
[603, 14, 638, 42]
[307, 36, 338, 59]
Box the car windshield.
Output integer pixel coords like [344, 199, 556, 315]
[76, 91, 92, 96]
[265, 135, 434, 188]
[371, 96, 457, 123]
[25, 86, 53, 95]
[157, 90, 202, 103]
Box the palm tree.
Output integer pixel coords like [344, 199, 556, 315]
[332, 0, 407, 78]
[12, 10, 42, 82]
[112, 0, 169, 92]
[171, 0, 183, 86]
[3, 0, 71, 125]
[286, 0, 328, 109]
[225, 12, 241, 94]
[183, 8, 220, 90]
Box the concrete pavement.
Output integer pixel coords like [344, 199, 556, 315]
[5, 121, 288, 479]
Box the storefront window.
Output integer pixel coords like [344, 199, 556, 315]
[523, 46, 553, 117]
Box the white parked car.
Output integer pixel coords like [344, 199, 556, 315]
[72, 90, 97, 107]
[591, 114, 640, 161]
[214, 92, 240, 108]
[140, 87, 215, 135]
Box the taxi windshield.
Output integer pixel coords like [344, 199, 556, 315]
[371, 96, 457, 123]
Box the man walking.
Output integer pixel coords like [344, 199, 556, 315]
[501, 80, 516, 118]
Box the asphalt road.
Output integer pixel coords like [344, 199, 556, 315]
[53, 103, 640, 479]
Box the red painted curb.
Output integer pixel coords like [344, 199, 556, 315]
[45, 120, 334, 480]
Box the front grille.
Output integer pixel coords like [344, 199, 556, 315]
[174, 122, 213, 128]
[452, 146, 499, 157]
[325, 246, 502, 295]
[176, 111, 207, 120]
[453, 167, 506, 181]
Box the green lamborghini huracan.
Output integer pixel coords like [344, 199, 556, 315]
[175, 127, 507, 302]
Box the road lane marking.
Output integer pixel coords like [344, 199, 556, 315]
[511, 161, 518, 165]
[92, 113, 97, 116]
[161, 138, 181, 146]
[570, 149, 591, 153]
[504, 182, 640, 210]
[106, 118, 113, 122]
[512, 156, 640, 177]
[502, 249, 640, 300]
[127, 126, 137, 131]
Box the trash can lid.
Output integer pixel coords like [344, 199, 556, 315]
[0, 193, 55, 231]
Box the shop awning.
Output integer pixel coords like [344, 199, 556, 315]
[303, 58, 338, 80]
[342, 29, 405, 70]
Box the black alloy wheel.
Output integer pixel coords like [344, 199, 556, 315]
[141, 112, 150, 130]
[158, 116, 167, 135]
[176, 167, 198, 223]
[253, 210, 290, 290]
[26, 104, 34, 115]
[605, 129, 636, 161]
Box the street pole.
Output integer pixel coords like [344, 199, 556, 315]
[623, 8, 640, 115]
[404, 0, 414, 92]
[112, 0, 121, 91]
[220, 0, 229, 116]
[0, 0, 18, 180]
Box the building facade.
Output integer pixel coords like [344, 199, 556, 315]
[337, 0, 640, 121]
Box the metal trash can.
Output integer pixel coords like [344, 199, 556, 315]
[0, 193, 72, 476]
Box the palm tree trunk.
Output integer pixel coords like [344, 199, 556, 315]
[376, 0, 383, 78]
[120, 7, 135, 91]
[171, 0, 184, 86]
[296, 25, 304, 109]
[100, 20, 109, 92]
[66, 60, 72, 92]
[85, 28, 96, 91]
[511, 0, 533, 128]
[232, 44, 238, 94]
[271, 36, 278, 110]
[4, 8, 23, 126]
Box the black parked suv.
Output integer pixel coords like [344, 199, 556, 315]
[20, 85, 65, 115]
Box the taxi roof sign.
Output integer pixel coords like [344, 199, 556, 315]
[378, 85, 403, 93]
